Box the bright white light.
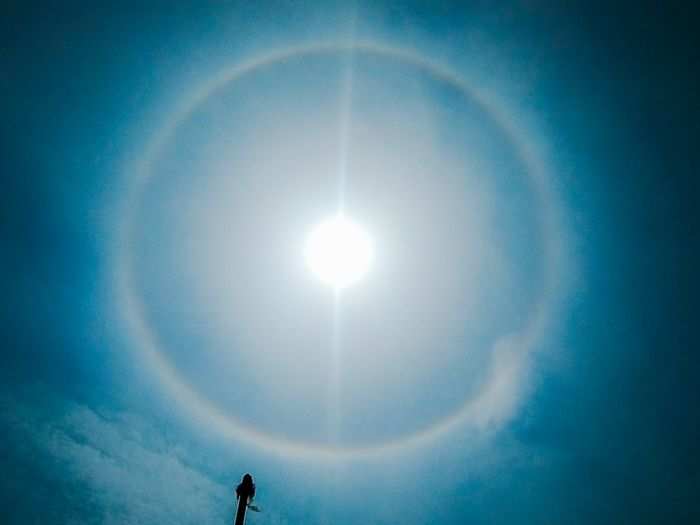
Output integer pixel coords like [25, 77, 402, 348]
[305, 215, 373, 289]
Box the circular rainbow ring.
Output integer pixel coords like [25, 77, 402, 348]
[115, 42, 566, 461]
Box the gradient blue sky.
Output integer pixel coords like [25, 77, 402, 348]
[2, 2, 698, 524]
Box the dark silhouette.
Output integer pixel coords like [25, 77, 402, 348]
[234, 473, 256, 525]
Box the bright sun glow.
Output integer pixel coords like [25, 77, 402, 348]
[305, 215, 373, 289]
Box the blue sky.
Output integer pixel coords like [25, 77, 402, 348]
[2, 2, 698, 524]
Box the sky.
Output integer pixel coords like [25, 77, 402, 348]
[2, 2, 698, 524]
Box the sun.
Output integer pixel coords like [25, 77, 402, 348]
[304, 215, 373, 289]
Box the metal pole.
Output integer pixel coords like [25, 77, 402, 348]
[234, 473, 256, 525]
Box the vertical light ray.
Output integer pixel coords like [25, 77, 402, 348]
[328, 14, 358, 446]
[335, 48, 355, 213]
[328, 288, 342, 443]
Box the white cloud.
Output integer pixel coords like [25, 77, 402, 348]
[1, 387, 230, 524]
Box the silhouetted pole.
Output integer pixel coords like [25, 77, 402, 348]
[234, 473, 256, 525]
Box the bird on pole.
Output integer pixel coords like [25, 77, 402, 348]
[234, 473, 258, 525]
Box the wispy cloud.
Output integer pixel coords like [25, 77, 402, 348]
[1, 386, 230, 524]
